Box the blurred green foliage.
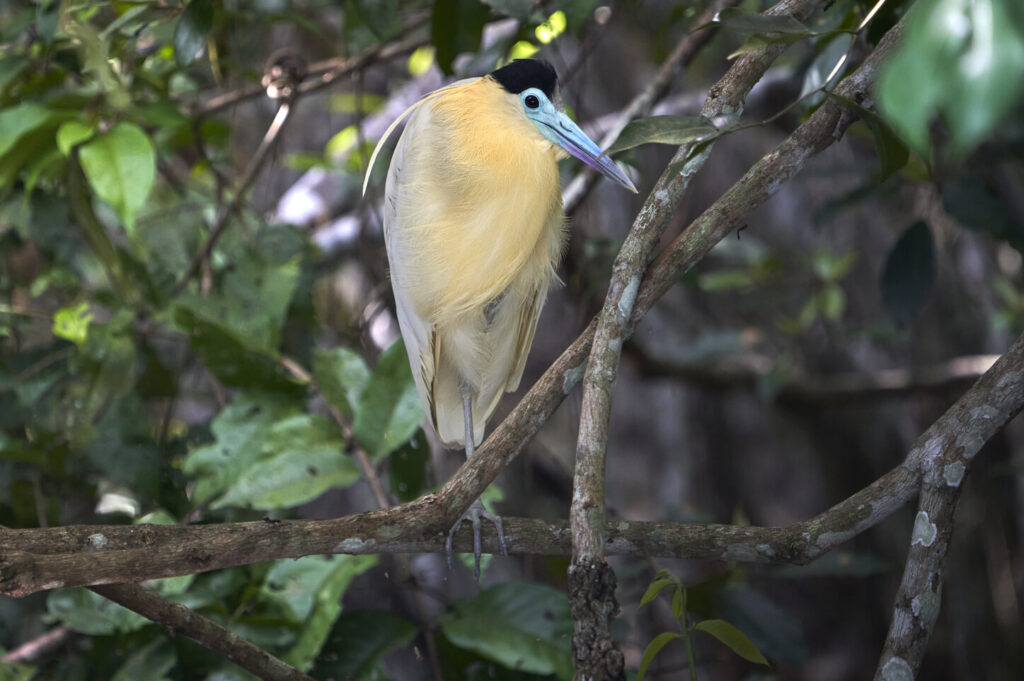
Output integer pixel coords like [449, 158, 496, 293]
[1, 0, 1023, 679]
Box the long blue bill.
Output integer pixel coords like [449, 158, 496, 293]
[540, 112, 638, 193]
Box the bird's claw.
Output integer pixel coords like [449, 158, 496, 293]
[446, 499, 508, 581]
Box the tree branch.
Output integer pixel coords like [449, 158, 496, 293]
[90, 583, 314, 681]
[570, 1, 831, 677]
[874, 332, 1024, 679]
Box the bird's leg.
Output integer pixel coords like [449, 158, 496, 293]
[445, 384, 508, 581]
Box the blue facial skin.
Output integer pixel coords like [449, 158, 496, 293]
[518, 87, 637, 193]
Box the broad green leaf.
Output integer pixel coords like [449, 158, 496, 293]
[431, 0, 490, 74]
[439, 582, 574, 679]
[877, 0, 1024, 157]
[182, 393, 298, 502]
[312, 610, 418, 680]
[177, 252, 300, 351]
[637, 632, 683, 681]
[213, 414, 356, 510]
[881, 221, 934, 326]
[111, 639, 175, 681]
[57, 120, 95, 155]
[0, 103, 57, 158]
[172, 306, 303, 395]
[693, 619, 770, 666]
[47, 588, 148, 635]
[78, 122, 155, 233]
[606, 116, 717, 154]
[52, 301, 92, 346]
[281, 555, 381, 671]
[640, 578, 675, 606]
[262, 554, 376, 623]
[389, 429, 431, 501]
[354, 340, 425, 461]
[173, 0, 214, 65]
[313, 347, 371, 419]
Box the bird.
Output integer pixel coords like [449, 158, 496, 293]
[364, 58, 636, 578]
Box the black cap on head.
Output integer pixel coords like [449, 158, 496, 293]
[490, 59, 557, 97]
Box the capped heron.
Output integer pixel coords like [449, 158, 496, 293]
[365, 59, 636, 577]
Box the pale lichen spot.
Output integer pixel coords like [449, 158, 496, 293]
[40, 581, 65, 591]
[881, 657, 914, 681]
[617, 276, 641, 322]
[616, 521, 630, 531]
[911, 588, 942, 627]
[333, 537, 377, 553]
[376, 524, 401, 539]
[911, 511, 937, 547]
[87, 533, 108, 550]
[943, 461, 966, 487]
[755, 543, 775, 557]
[563, 361, 586, 394]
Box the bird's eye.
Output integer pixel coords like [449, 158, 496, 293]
[524, 94, 539, 109]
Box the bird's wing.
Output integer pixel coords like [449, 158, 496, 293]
[381, 100, 441, 432]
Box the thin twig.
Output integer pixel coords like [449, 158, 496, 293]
[90, 583, 314, 681]
[562, 0, 741, 215]
[173, 101, 295, 296]
[1, 626, 72, 665]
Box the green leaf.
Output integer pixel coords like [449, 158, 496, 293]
[174, 0, 214, 65]
[431, 0, 490, 75]
[183, 393, 298, 503]
[712, 7, 814, 36]
[312, 610, 417, 679]
[637, 632, 683, 681]
[389, 429, 431, 501]
[57, 120, 95, 156]
[877, 0, 1024, 157]
[439, 582, 574, 679]
[0, 103, 58, 158]
[640, 578, 675, 607]
[213, 413, 357, 510]
[313, 347, 370, 419]
[820, 283, 845, 321]
[263, 554, 378, 671]
[78, 122, 156, 234]
[52, 301, 93, 346]
[606, 116, 717, 154]
[799, 33, 853, 104]
[881, 221, 934, 326]
[828, 93, 908, 182]
[172, 306, 303, 395]
[694, 619, 770, 666]
[672, 587, 686, 621]
[46, 588, 148, 635]
[354, 339, 425, 461]
[111, 639, 175, 681]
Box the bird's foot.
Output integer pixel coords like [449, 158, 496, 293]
[445, 499, 508, 581]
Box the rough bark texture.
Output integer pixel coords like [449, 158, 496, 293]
[569, 562, 624, 681]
